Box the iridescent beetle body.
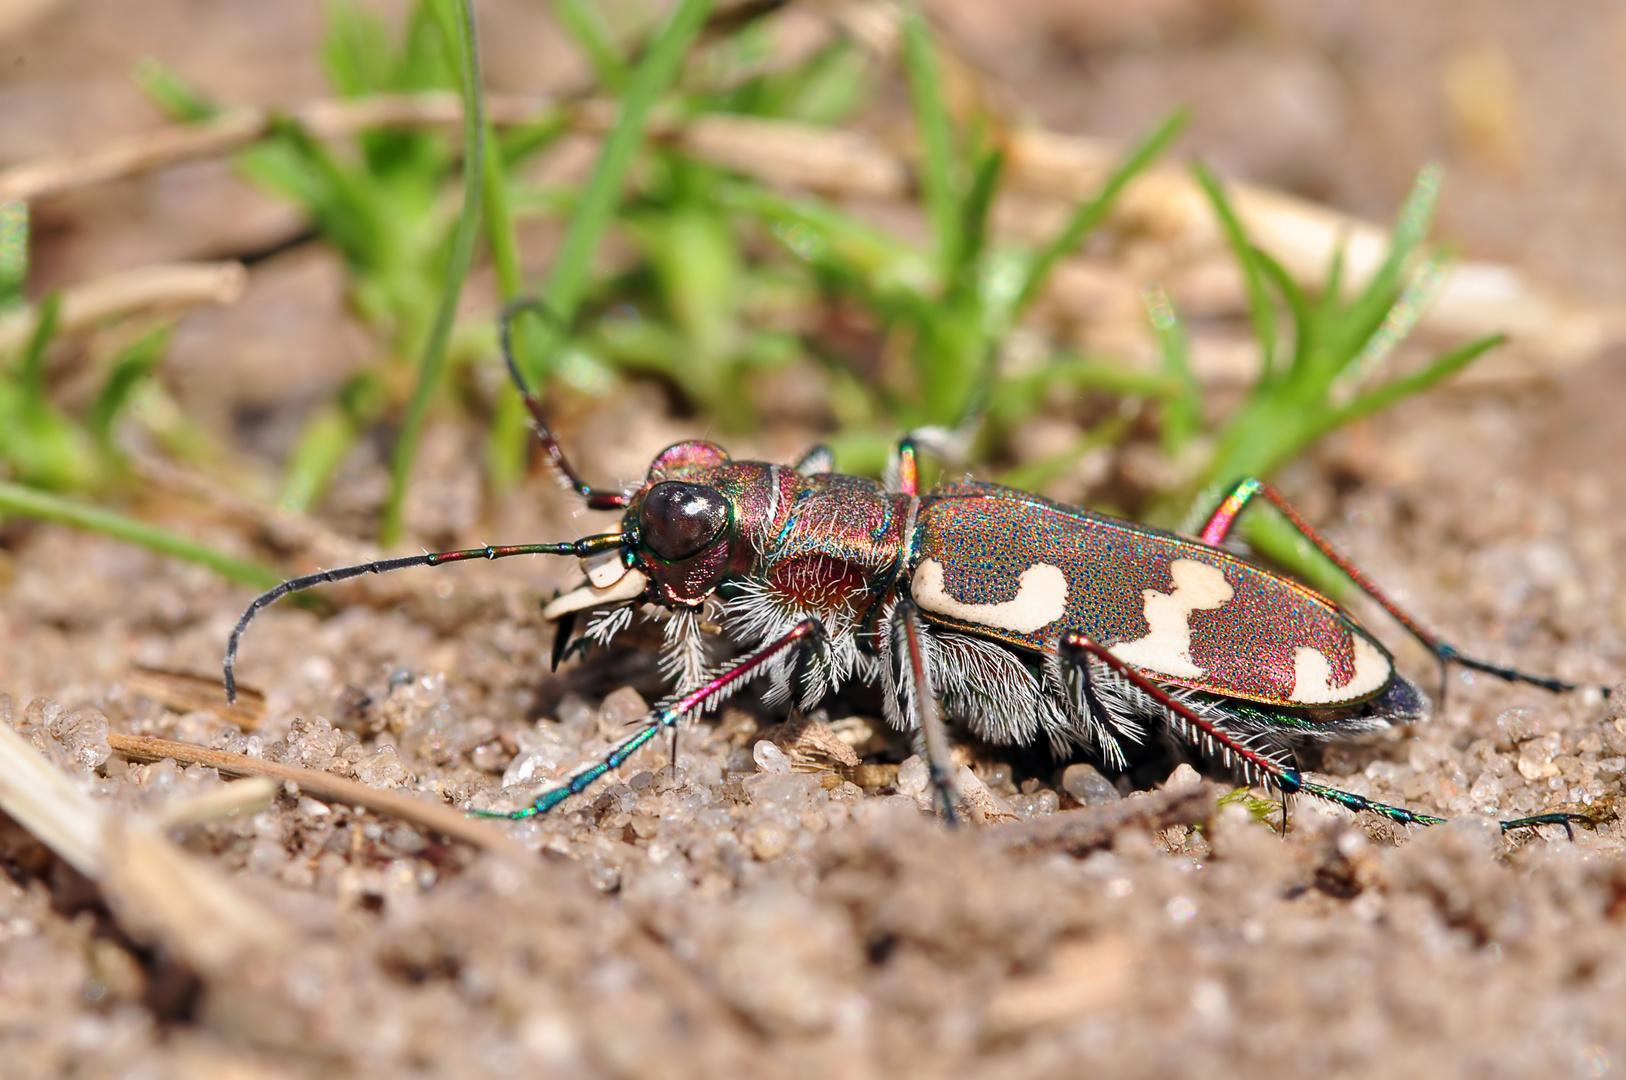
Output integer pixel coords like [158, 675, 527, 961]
[223, 302, 1599, 833]
[911, 485, 1395, 709]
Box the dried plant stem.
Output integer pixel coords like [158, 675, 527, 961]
[153, 776, 277, 830]
[124, 665, 266, 731]
[0, 261, 245, 352]
[106, 732, 531, 859]
[0, 715, 106, 876]
[0, 95, 540, 204]
[0, 717, 289, 973]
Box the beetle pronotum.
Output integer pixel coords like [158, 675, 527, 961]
[224, 300, 1602, 833]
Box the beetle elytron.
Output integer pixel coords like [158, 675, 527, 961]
[224, 300, 1599, 832]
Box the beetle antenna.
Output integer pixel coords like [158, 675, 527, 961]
[223, 534, 623, 703]
[499, 298, 631, 510]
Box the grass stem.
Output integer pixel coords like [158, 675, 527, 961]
[0, 480, 283, 588]
[381, 0, 485, 544]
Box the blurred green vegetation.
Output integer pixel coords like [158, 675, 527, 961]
[0, 0, 1505, 596]
[1157, 162, 1500, 587]
[0, 204, 283, 585]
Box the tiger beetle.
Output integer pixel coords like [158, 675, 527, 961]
[223, 298, 1605, 835]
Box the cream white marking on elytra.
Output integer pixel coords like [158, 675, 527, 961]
[912, 559, 1067, 634]
[1108, 559, 1234, 679]
[583, 549, 628, 589]
[541, 568, 648, 619]
[1288, 634, 1391, 704]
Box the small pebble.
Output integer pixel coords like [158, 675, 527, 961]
[1062, 762, 1121, 806]
[753, 740, 792, 775]
[470, 742, 508, 774]
[598, 687, 649, 735]
[744, 821, 790, 861]
[1164, 763, 1203, 791]
[895, 755, 929, 798]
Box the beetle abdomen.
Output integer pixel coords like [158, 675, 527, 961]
[909, 484, 1394, 708]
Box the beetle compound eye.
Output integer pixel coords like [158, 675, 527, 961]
[640, 482, 729, 561]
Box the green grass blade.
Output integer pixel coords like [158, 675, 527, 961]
[901, 8, 961, 283]
[552, 0, 629, 91]
[1015, 107, 1188, 316]
[89, 325, 170, 444]
[1193, 159, 1277, 383]
[0, 201, 27, 311]
[525, 0, 718, 385]
[480, 100, 534, 493]
[280, 403, 362, 513]
[955, 147, 1004, 290]
[1143, 285, 1201, 454]
[382, 0, 485, 544]
[1322, 333, 1504, 435]
[1328, 164, 1442, 365]
[1329, 254, 1446, 403]
[1390, 162, 1442, 258]
[321, 0, 391, 96]
[1320, 237, 1346, 315]
[0, 480, 282, 588]
[994, 415, 1129, 493]
[481, 139, 523, 301]
[251, 118, 383, 273]
[397, 1, 458, 91]
[772, 38, 869, 126]
[989, 355, 1183, 425]
[131, 57, 220, 121]
[15, 292, 60, 416]
[1250, 245, 1313, 371]
[722, 180, 932, 293]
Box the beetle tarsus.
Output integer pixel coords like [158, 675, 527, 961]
[891, 600, 959, 826]
[1499, 811, 1593, 839]
[1435, 644, 1582, 695]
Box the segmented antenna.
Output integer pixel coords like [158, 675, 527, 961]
[499, 298, 631, 510]
[223, 535, 622, 702]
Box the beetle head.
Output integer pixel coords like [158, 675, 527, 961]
[628, 441, 737, 605]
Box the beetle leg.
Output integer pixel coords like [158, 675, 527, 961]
[480, 618, 827, 818]
[889, 437, 921, 496]
[889, 600, 960, 825]
[1198, 477, 1589, 697]
[883, 426, 969, 495]
[1061, 630, 1594, 835]
[1053, 634, 1119, 747]
[1059, 632, 1437, 826]
[791, 444, 835, 476]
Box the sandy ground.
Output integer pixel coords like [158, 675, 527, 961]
[3, 2, 1626, 1078]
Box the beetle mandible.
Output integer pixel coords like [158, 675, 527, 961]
[223, 299, 1603, 833]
